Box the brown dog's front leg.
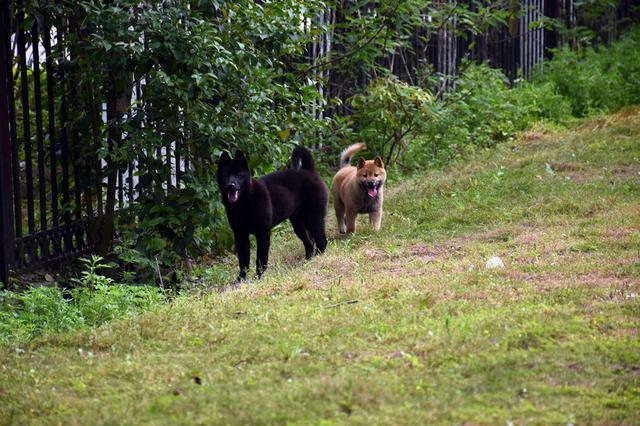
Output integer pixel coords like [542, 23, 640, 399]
[345, 209, 358, 234]
[370, 209, 382, 231]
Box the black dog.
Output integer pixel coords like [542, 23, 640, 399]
[217, 147, 328, 282]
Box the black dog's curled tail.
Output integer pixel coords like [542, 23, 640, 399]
[291, 146, 315, 172]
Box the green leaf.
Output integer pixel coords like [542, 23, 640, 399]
[277, 128, 291, 141]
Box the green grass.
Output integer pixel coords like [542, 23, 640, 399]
[1, 109, 639, 425]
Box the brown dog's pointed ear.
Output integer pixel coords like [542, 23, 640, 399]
[234, 150, 249, 169]
[357, 157, 366, 169]
[374, 157, 384, 168]
[217, 152, 231, 166]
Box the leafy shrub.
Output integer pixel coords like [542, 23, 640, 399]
[538, 27, 640, 116]
[395, 25, 639, 169]
[509, 80, 573, 125]
[446, 64, 520, 145]
[0, 257, 163, 342]
[117, 168, 234, 282]
[28, 0, 330, 275]
[349, 75, 436, 166]
[405, 63, 521, 166]
[386, 27, 640, 168]
[0, 287, 78, 340]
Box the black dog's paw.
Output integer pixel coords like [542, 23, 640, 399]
[220, 282, 241, 293]
[219, 278, 245, 292]
[256, 267, 267, 279]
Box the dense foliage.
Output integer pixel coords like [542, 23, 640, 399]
[402, 63, 573, 166]
[399, 28, 640, 166]
[40, 0, 328, 273]
[537, 27, 640, 116]
[350, 76, 435, 166]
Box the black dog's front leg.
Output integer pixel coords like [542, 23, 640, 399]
[234, 231, 250, 282]
[255, 231, 271, 278]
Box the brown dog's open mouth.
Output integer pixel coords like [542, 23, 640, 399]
[227, 190, 239, 203]
[367, 187, 378, 197]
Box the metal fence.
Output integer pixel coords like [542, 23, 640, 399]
[1, 1, 92, 285]
[0, 0, 635, 286]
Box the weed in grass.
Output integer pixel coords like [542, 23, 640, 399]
[0, 256, 163, 342]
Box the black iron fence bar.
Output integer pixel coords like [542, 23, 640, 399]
[6, 7, 21, 240]
[118, 166, 124, 209]
[524, 0, 529, 77]
[66, 60, 82, 229]
[0, 0, 17, 287]
[85, 185, 94, 243]
[175, 141, 181, 187]
[56, 16, 72, 253]
[96, 152, 103, 216]
[17, 1, 35, 241]
[95, 104, 103, 217]
[68, 70, 93, 241]
[43, 19, 59, 232]
[70, 91, 82, 224]
[532, 0, 536, 75]
[134, 80, 141, 200]
[166, 143, 171, 190]
[127, 159, 134, 203]
[32, 21, 47, 242]
[183, 150, 189, 180]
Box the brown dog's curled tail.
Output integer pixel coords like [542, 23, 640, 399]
[339, 143, 366, 168]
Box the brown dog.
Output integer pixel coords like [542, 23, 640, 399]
[331, 143, 387, 234]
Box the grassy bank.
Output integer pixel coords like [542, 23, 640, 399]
[1, 109, 638, 425]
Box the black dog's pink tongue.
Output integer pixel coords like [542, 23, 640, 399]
[227, 190, 239, 203]
[367, 187, 378, 198]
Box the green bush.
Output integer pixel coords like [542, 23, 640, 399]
[404, 63, 521, 166]
[509, 80, 573, 124]
[538, 27, 640, 116]
[0, 287, 78, 340]
[398, 27, 639, 168]
[0, 257, 163, 343]
[349, 75, 436, 166]
[26, 0, 330, 274]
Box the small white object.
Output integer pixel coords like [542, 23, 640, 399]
[485, 256, 505, 269]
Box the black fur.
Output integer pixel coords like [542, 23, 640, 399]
[291, 146, 316, 172]
[217, 147, 328, 282]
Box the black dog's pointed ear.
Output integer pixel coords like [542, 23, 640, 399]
[357, 157, 366, 169]
[234, 151, 249, 169]
[217, 152, 231, 166]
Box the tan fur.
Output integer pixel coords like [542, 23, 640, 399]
[331, 143, 387, 234]
[339, 142, 366, 167]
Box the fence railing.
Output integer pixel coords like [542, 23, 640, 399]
[0, 0, 634, 286]
[2, 1, 91, 286]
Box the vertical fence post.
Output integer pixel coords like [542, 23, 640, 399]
[544, 0, 559, 58]
[0, 0, 16, 287]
